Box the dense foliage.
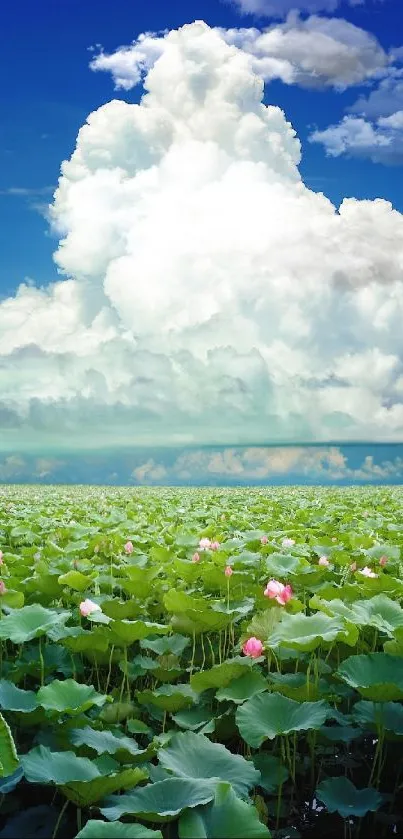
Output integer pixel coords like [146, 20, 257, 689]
[0, 484, 402, 839]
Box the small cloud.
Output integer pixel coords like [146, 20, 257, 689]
[130, 458, 168, 483]
[0, 186, 54, 198]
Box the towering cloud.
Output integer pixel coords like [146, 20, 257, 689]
[1, 21, 403, 450]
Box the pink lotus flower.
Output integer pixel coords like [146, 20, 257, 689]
[79, 598, 101, 617]
[282, 538, 295, 548]
[318, 556, 330, 567]
[379, 555, 388, 567]
[124, 541, 134, 554]
[261, 535, 268, 545]
[0, 551, 3, 565]
[242, 637, 264, 658]
[224, 565, 233, 577]
[192, 552, 200, 563]
[0, 580, 6, 595]
[199, 538, 211, 550]
[210, 541, 220, 551]
[264, 580, 293, 605]
[350, 562, 357, 572]
[359, 566, 378, 579]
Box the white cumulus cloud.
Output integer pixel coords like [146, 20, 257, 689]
[91, 15, 389, 91]
[309, 112, 403, 164]
[226, 0, 360, 19]
[1, 21, 403, 450]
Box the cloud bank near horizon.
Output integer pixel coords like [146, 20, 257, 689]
[1, 21, 403, 450]
[1, 445, 403, 485]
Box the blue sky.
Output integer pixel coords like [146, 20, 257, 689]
[1, 0, 403, 485]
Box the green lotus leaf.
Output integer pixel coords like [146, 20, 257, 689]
[60, 628, 109, 653]
[315, 595, 403, 637]
[236, 693, 330, 748]
[101, 778, 218, 822]
[137, 683, 197, 712]
[316, 777, 383, 818]
[37, 678, 109, 714]
[126, 718, 152, 736]
[75, 822, 162, 839]
[264, 553, 308, 576]
[252, 754, 289, 793]
[111, 620, 170, 646]
[267, 672, 326, 702]
[0, 590, 24, 609]
[21, 745, 101, 784]
[216, 671, 269, 704]
[0, 604, 71, 644]
[0, 711, 19, 777]
[69, 725, 146, 758]
[319, 725, 362, 742]
[267, 612, 357, 652]
[245, 609, 283, 642]
[58, 570, 95, 591]
[178, 781, 271, 838]
[352, 700, 403, 734]
[62, 765, 148, 807]
[190, 657, 254, 694]
[140, 634, 190, 656]
[337, 653, 403, 700]
[101, 599, 142, 620]
[0, 679, 38, 713]
[158, 731, 260, 799]
[172, 707, 216, 731]
[100, 701, 136, 724]
[164, 591, 232, 633]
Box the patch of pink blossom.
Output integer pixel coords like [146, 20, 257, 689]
[79, 599, 101, 617]
[359, 566, 378, 579]
[264, 580, 293, 605]
[242, 637, 264, 658]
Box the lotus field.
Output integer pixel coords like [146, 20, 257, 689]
[1, 485, 403, 839]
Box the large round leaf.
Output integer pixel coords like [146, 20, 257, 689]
[0, 605, 71, 644]
[21, 746, 101, 784]
[37, 679, 109, 714]
[215, 671, 269, 704]
[352, 700, 403, 734]
[236, 693, 330, 748]
[69, 726, 148, 760]
[178, 781, 271, 838]
[190, 658, 254, 694]
[267, 612, 357, 652]
[62, 765, 148, 807]
[316, 777, 383, 818]
[0, 679, 38, 713]
[0, 711, 19, 778]
[75, 823, 162, 839]
[252, 754, 289, 794]
[337, 654, 403, 700]
[111, 620, 170, 646]
[101, 778, 218, 822]
[157, 731, 260, 798]
[137, 684, 197, 713]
